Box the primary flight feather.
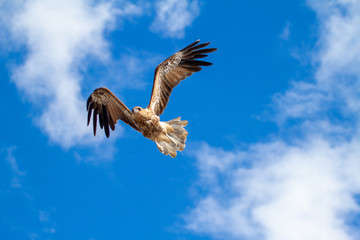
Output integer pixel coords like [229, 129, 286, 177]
[86, 40, 217, 157]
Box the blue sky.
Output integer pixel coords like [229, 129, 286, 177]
[1, 0, 360, 240]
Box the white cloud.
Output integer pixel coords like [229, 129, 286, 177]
[186, 139, 360, 240]
[184, 0, 360, 239]
[274, 0, 360, 122]
[0, 0, 145, 148]
[150, 0, 200, 38]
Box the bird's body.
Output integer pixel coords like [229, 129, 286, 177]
[86, 40, 216, 157]
[131, 107, 161, 139]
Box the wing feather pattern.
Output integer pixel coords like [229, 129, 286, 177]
[87, 87, 139, 137]
[148, 40, 217, 116]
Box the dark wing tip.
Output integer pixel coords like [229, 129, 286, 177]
[102, 104, 110, 138]
[203, 48, 218, 53]
[186, 42, 211, 52]
[86, 87, 129, 137]
[180, 39, 201, 51]
[86, 96, 92, 111]
[192, 60, 213, 66]
[190, 48, 217, 55]
[93, 107, 98, 136]
[87, 102, 94, 126]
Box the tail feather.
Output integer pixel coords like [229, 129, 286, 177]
[155, 117, 188, 158]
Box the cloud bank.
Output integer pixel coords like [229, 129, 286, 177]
[6, 0, 116, 148]
[184, 1, 360, 239]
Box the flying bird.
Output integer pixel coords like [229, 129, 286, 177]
[86, 40, 217, 157]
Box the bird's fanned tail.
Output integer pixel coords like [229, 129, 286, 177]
[155, 117, 188, 158]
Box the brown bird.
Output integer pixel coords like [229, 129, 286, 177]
[86, 40, 217, 157]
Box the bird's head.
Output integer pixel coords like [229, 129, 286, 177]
[132, 106, 144, 114]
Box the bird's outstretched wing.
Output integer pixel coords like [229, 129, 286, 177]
[86, 87, 139, 138]
[147, 40, 217, 116]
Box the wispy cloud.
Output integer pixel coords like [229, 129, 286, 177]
[5, 146, 25, 176]
[5, 146, 25, 188]
[184, 0, 360, 239]
[104, 50, 162, 90]
[279, 21, 291, 41]
[1, 146, 58, 237]
[39, 210, 57, 235]
[39, 210, 50, 222]
[27, 232, 38, 240]
[113, 1, 144, 17]
[1, 0, 144, 149]
[150, 0, 200, 38]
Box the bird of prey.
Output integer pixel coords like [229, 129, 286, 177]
[86, 40, 217, 157]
